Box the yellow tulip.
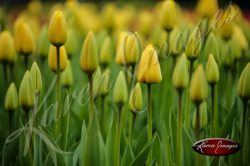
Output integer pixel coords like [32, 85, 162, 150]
[206, 54, 219, 84]
[115, 31, 129, 65]
[48, 10, 67, 47]
[100, 36, 112, 66]
[48, 45, 68, 72]
[65, 28, 78, 58]
[190, 64, 208, 104]
[30, 62, 43, 94]
[129, 82, 142, 113]
[137, 44, 162, 84]
[196, 0, 218, 18]
[14, 20, 35, 55]
[80, 31, 99, 75]
[172, 53, 189, 91]
[19, 71, 35, 112]
[160, 0, 179, 31]
[125, 32, 141, 65]
[238, 63, 250, 100]
[5, 83, 18, 112]
[0, 31, 17, 64]
[113, 71, 128, 106]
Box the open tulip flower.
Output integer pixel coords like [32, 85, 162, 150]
[1, 1, 250, 166]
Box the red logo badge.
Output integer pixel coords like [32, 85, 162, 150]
[193, 138, 241, 156]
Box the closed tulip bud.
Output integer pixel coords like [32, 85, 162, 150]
[206, 54, 219, 84]
[137, 45, 162, 84]
[92, 67, 102, 99]
[61, 60, 73, 89]
[129, 82, 142, 113]
[232, 25, 248, 51]
[190, 64, 208, 104]
[204, 33, 219, 61]
[196, 0, 218, 18]
[192, 102, 208, 129]
[14, 20, 35, 55]
[232, 39, 242, 60]
[237, 63, 250, 100]
[5, 83, 18, 112]
[80, 31, 98, 75]
[160, 0, 178, 31]
[185, 27, 202, 61]
[221, 40, 235, 69]
[113, 71, 128, 106]
[115, 31, 129, 65]
[218, 22, 234, 40]
[125, 32, 141, 65]
[37, 26, 50, 58]
[172, 53, 189, 91]
[100, 68, 111, 96]
[30, 62, 43, 94]
[169, 27, 182, 55]
[48, 45, 68, 72]
[0, 31, 17, 64]
[100, 36, 112, 66]
[48, 11, 67, 47]
[19, 71, 35, 112]
[65, 29, 77, 58]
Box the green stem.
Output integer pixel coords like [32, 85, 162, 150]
[147, 83, 152, 164]
[115, 105, 123, 166]
[185, 60, 194, 128]
[211, 84, 216, 136]
[8, 112, 13, 134]
[88, 73, 94, 122]
[100, 96, 105, 128]
[24, 55, 29, 70]
[196, 103, 200, 140]
[177, 91, 182, 166]
[55, 46, 61, 138]
[129, 111, 136, 144]
[64, 89, 70, 150]
[241, 100, 248, 165]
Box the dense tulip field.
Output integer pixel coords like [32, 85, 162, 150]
[0, 0, 250, 165]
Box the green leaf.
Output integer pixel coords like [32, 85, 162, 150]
[121, 144, 135, 166]
[106, 117, 116, 166]
[152, 134, 163, 165]
[130, 133, 157, 166]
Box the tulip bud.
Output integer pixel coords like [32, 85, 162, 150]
[232, 25, 248, 51]
[48, 11, 67, 47]
[5, 83, 18, 112]
[218, 22, 234, 40]
[14, 20, 35, 55]
[19, 71, 35, 112]
[190, 64, 208, 104]
[169, 27, 182, 56]
[100, 36, 112, 66]
[115, 31, 129, 65]
[48, 45, 68, 72]
[125, 32, 141, 65]
[160, 0, 178, 31]
[80, 31, 99, 75]
[192, 102, 208, 129]
[129, 82, 142, 113]
[172, 53, 189, 91]
[65, 29, 77, 58]
[61, 60, 73, 89]
[99, 68, 111, 96]
[206, 54, 219, 84]
[204, 33, 219, 61]
[196, 0, 218, 18]
[113, 71, 128, 106]
[37, 26, 50, 58]
[0, 31, 17, 64]
[137, 45, 162, 84]
[30, 62, 43, 94]
[92, 67, 102, 99]
[185, 26, 202, 62]
[238, 63, 250, 100]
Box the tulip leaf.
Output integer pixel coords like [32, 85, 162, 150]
[121, 144, 135, 166]
[130, 133, 157, 166]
